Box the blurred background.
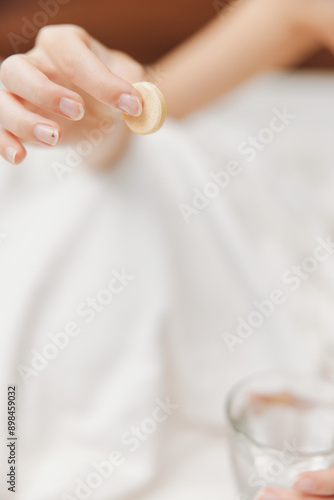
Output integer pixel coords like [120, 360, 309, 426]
[1, 2, 334, 500]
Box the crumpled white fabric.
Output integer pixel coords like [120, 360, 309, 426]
[0, 71, 334, 500]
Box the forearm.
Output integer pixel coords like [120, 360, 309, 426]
[154, 0, 320, 118]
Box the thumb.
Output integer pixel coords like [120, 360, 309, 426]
[294, 466, 334, 496]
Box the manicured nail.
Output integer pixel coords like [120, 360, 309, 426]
[5, 146, 17, 164]
[34, 124, 59, 146]
[59, 97, 84, 120]
[118, 93, 142, 116]
[294, 476, 316, 493]
[254, 490, 280, 500]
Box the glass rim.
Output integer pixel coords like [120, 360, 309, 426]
[225, 368, 334, 457]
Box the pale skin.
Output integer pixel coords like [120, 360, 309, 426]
[255, 466, 334, 500]
[0, 0, 334, 167]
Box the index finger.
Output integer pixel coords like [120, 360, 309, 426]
[38, 25, 143, 116]
[294, 466, 334, 496]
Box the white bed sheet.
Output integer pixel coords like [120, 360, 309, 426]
[1, 72, 334, 500]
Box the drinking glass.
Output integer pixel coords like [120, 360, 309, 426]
[226, 369, 334, 499]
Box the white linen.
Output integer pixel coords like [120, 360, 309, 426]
[1, 72, 334, 500]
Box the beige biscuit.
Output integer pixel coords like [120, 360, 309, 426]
[123, 82, 167, 135]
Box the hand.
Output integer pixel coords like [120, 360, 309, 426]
[255, 466, 334, 499]
[0, 25, 145, 165]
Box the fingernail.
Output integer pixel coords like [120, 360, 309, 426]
[294, 476, 316, 493]
[5, 146, 17, 164]
[34, 124, 59, 146]
[118, 93, 142, 116]
[254, 490, 280, 500]
[59, 97, 84, 120]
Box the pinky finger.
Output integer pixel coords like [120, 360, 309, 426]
[0, 128, 26, 164]
[255, 486, 333, 500]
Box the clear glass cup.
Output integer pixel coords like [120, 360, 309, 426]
[226, 369, 334, 499]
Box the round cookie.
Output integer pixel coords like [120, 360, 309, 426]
[123, 82, 167, 135]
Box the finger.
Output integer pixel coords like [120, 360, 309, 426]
[255, 486, 332, 500]
[0, 90, 61, 146]
[294, 467, 334, 496]
[300, 0, 334, 51]
[0, 55, 85, 120]
[37, 25, 143, 116]
[0, 128, 26, 164]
